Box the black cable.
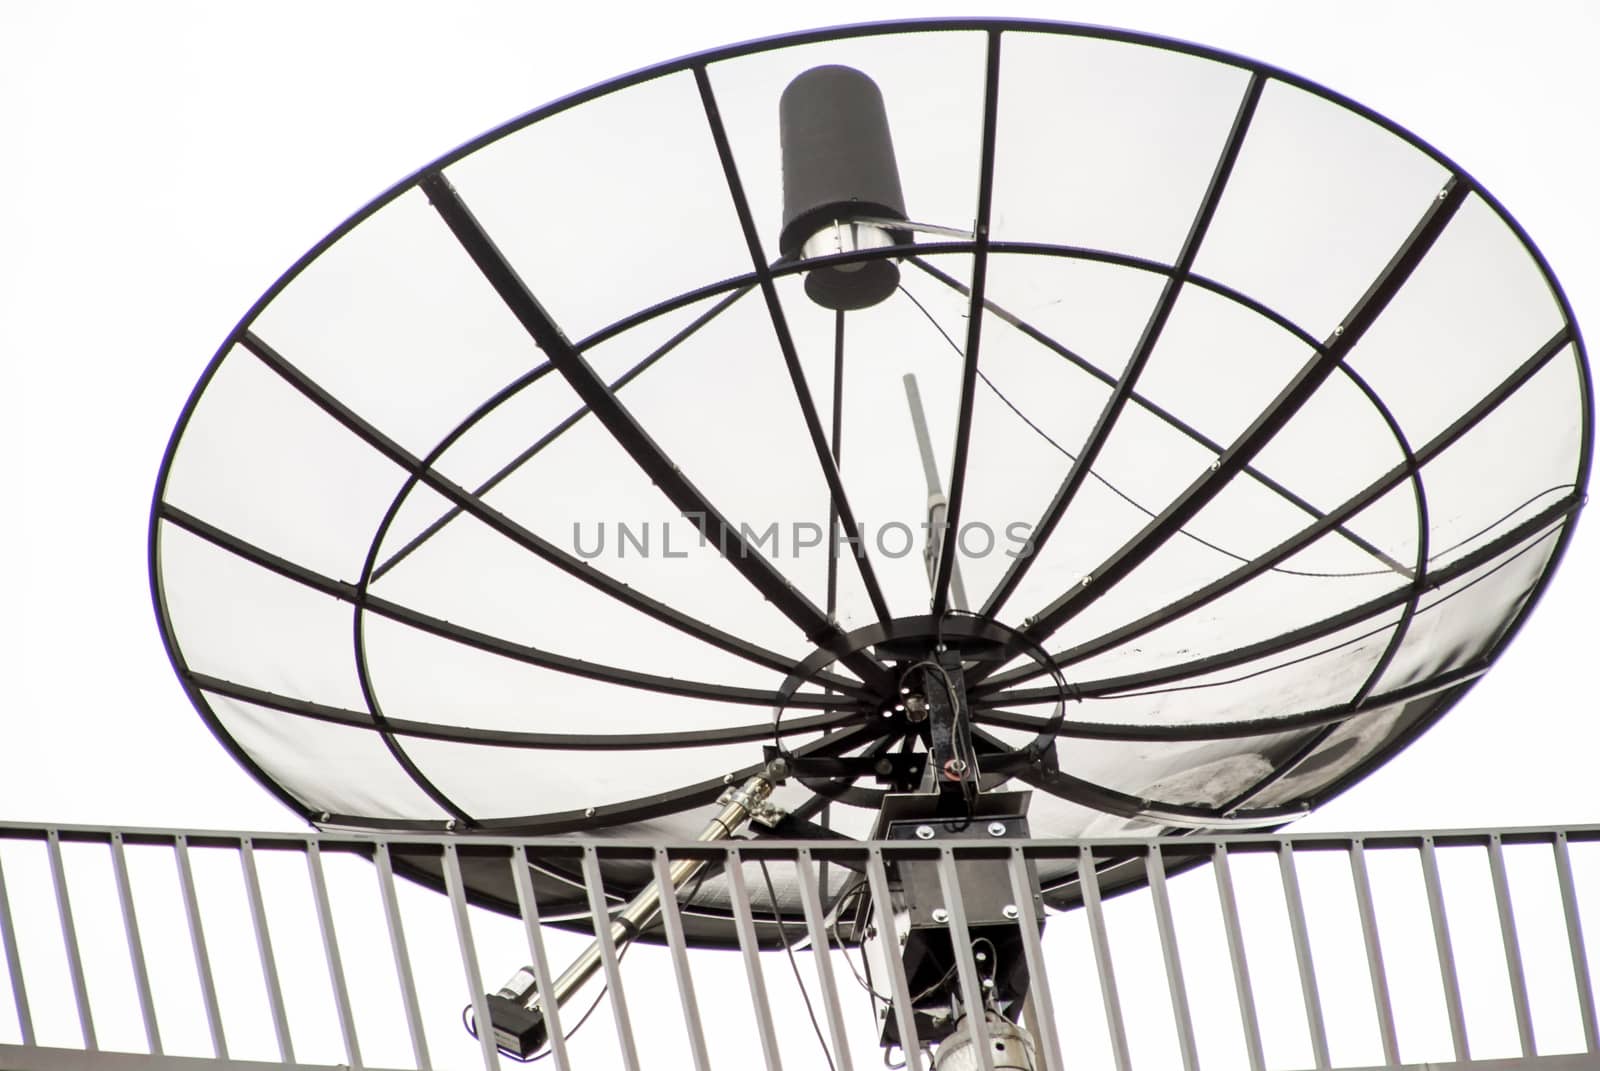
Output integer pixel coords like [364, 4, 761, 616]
[463, 940, 631, 1063]
[466, 859, 723, 1063]
[895, 282, 1402, 580]
[828, 878, 893, 1004]
[758, 861, 838, 1071]
[899, 658, 979, 819]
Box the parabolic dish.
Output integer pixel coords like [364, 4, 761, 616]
[151, 20, 1591, 943]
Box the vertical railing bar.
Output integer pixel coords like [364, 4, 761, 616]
[0, 848, 35, 1046]
[509, 846, 570, 1071]
[1553, 833, 1599, 1053]
[110, 833, 161, 1055]
[177, 835, 251, 1061]
[239, 838, 295, 1065]
[1347, 839, 1400, 1067]
[725, 846, 786, 1071]
[1420, 836, 1470, 1061]
[306, 841, 363, 1070]
[1278, 842, 1330, 1071]
[579, 845, 642, 1071]
[47, 830, 97, 1051]
[1213, 845, 1266, 1071]
[650, 849, 714, 1071]
[1078, 847, 1132, 1071]
[374, 842, 432, 1071]
[1146, 845, 1200, 1071]
[936, 847, 996, 1071]
[442, 843, 501, 1071]
[1487, 835, 1537, 1056]
[866, 846, 925, 1069]
[794, 847, 856, 1071]
[1007, 847, 1065, 1071]
[174, 836, 225, 1059]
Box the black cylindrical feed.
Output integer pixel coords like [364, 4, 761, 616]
[780, 65, 910, 310]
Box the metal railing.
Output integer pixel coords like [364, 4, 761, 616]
[0, 821, 1594, 1071]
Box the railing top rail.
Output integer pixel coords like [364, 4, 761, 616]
[0, 818, 1595, 853]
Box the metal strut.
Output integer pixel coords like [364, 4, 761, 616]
[483, 762, 786, 1057]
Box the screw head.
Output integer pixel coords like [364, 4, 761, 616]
[931, 907, 950, 923]
[584, 807, 596, 818]
[1002, 903, 1020, 920]
[986, 821, 1007, 837]
[915, 824, 936, 840]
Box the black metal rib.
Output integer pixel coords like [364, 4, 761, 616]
[468, 720, 888, 834]
[976, 175, 1467, 682]
[692, 66, 893, 626]
[307, 719, 886, 835]
[968, 728, 1306, 825]
[370, 285, 752, 583]
[978, 660, 1487, 741]
[931, 29, 1003, 618]
[189, 672, 858, 750]
[984, 73, 1265, 618]
[907, 255, 1414, 577]
[978, 487, 1579, 706]
[419, 172, 890, 691]
[1212, 361, 1435, 817]
[158, 503, 862, 711]
[977, 325, 1573, 691]
[235, 329, 871, 696]
[1183, 345, 1435, 819]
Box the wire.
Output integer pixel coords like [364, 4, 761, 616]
[758, 861, 838, 1071]
[463, 940, 632, 1063]
[466, 858, 725, 1064]
[895, 282, 1402, 580]
[898, 658, 980, 816]
[826, 878, 893, 1004]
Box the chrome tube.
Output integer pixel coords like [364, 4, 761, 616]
[489, 770, 777, 1056]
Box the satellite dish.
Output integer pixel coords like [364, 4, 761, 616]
[150, 18, 1590, 962]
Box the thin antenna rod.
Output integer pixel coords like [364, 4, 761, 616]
[827, 310, 846, 619]
[903, 373, 969, 611]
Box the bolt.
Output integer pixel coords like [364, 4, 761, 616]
[585, 807, 596, 818]
[874, 758, 894, 776]
[915, 824, 936, 840]
[445, 819, 457, 832]
[987, 821, 1007, 837]
[1002, 903, 1020, 920]
[931, 907, 950, 924]
[723, 773, 734, 784]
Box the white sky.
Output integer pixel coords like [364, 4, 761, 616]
[1, 0, 1594, 834]
[0, 6, 1595, 1070]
